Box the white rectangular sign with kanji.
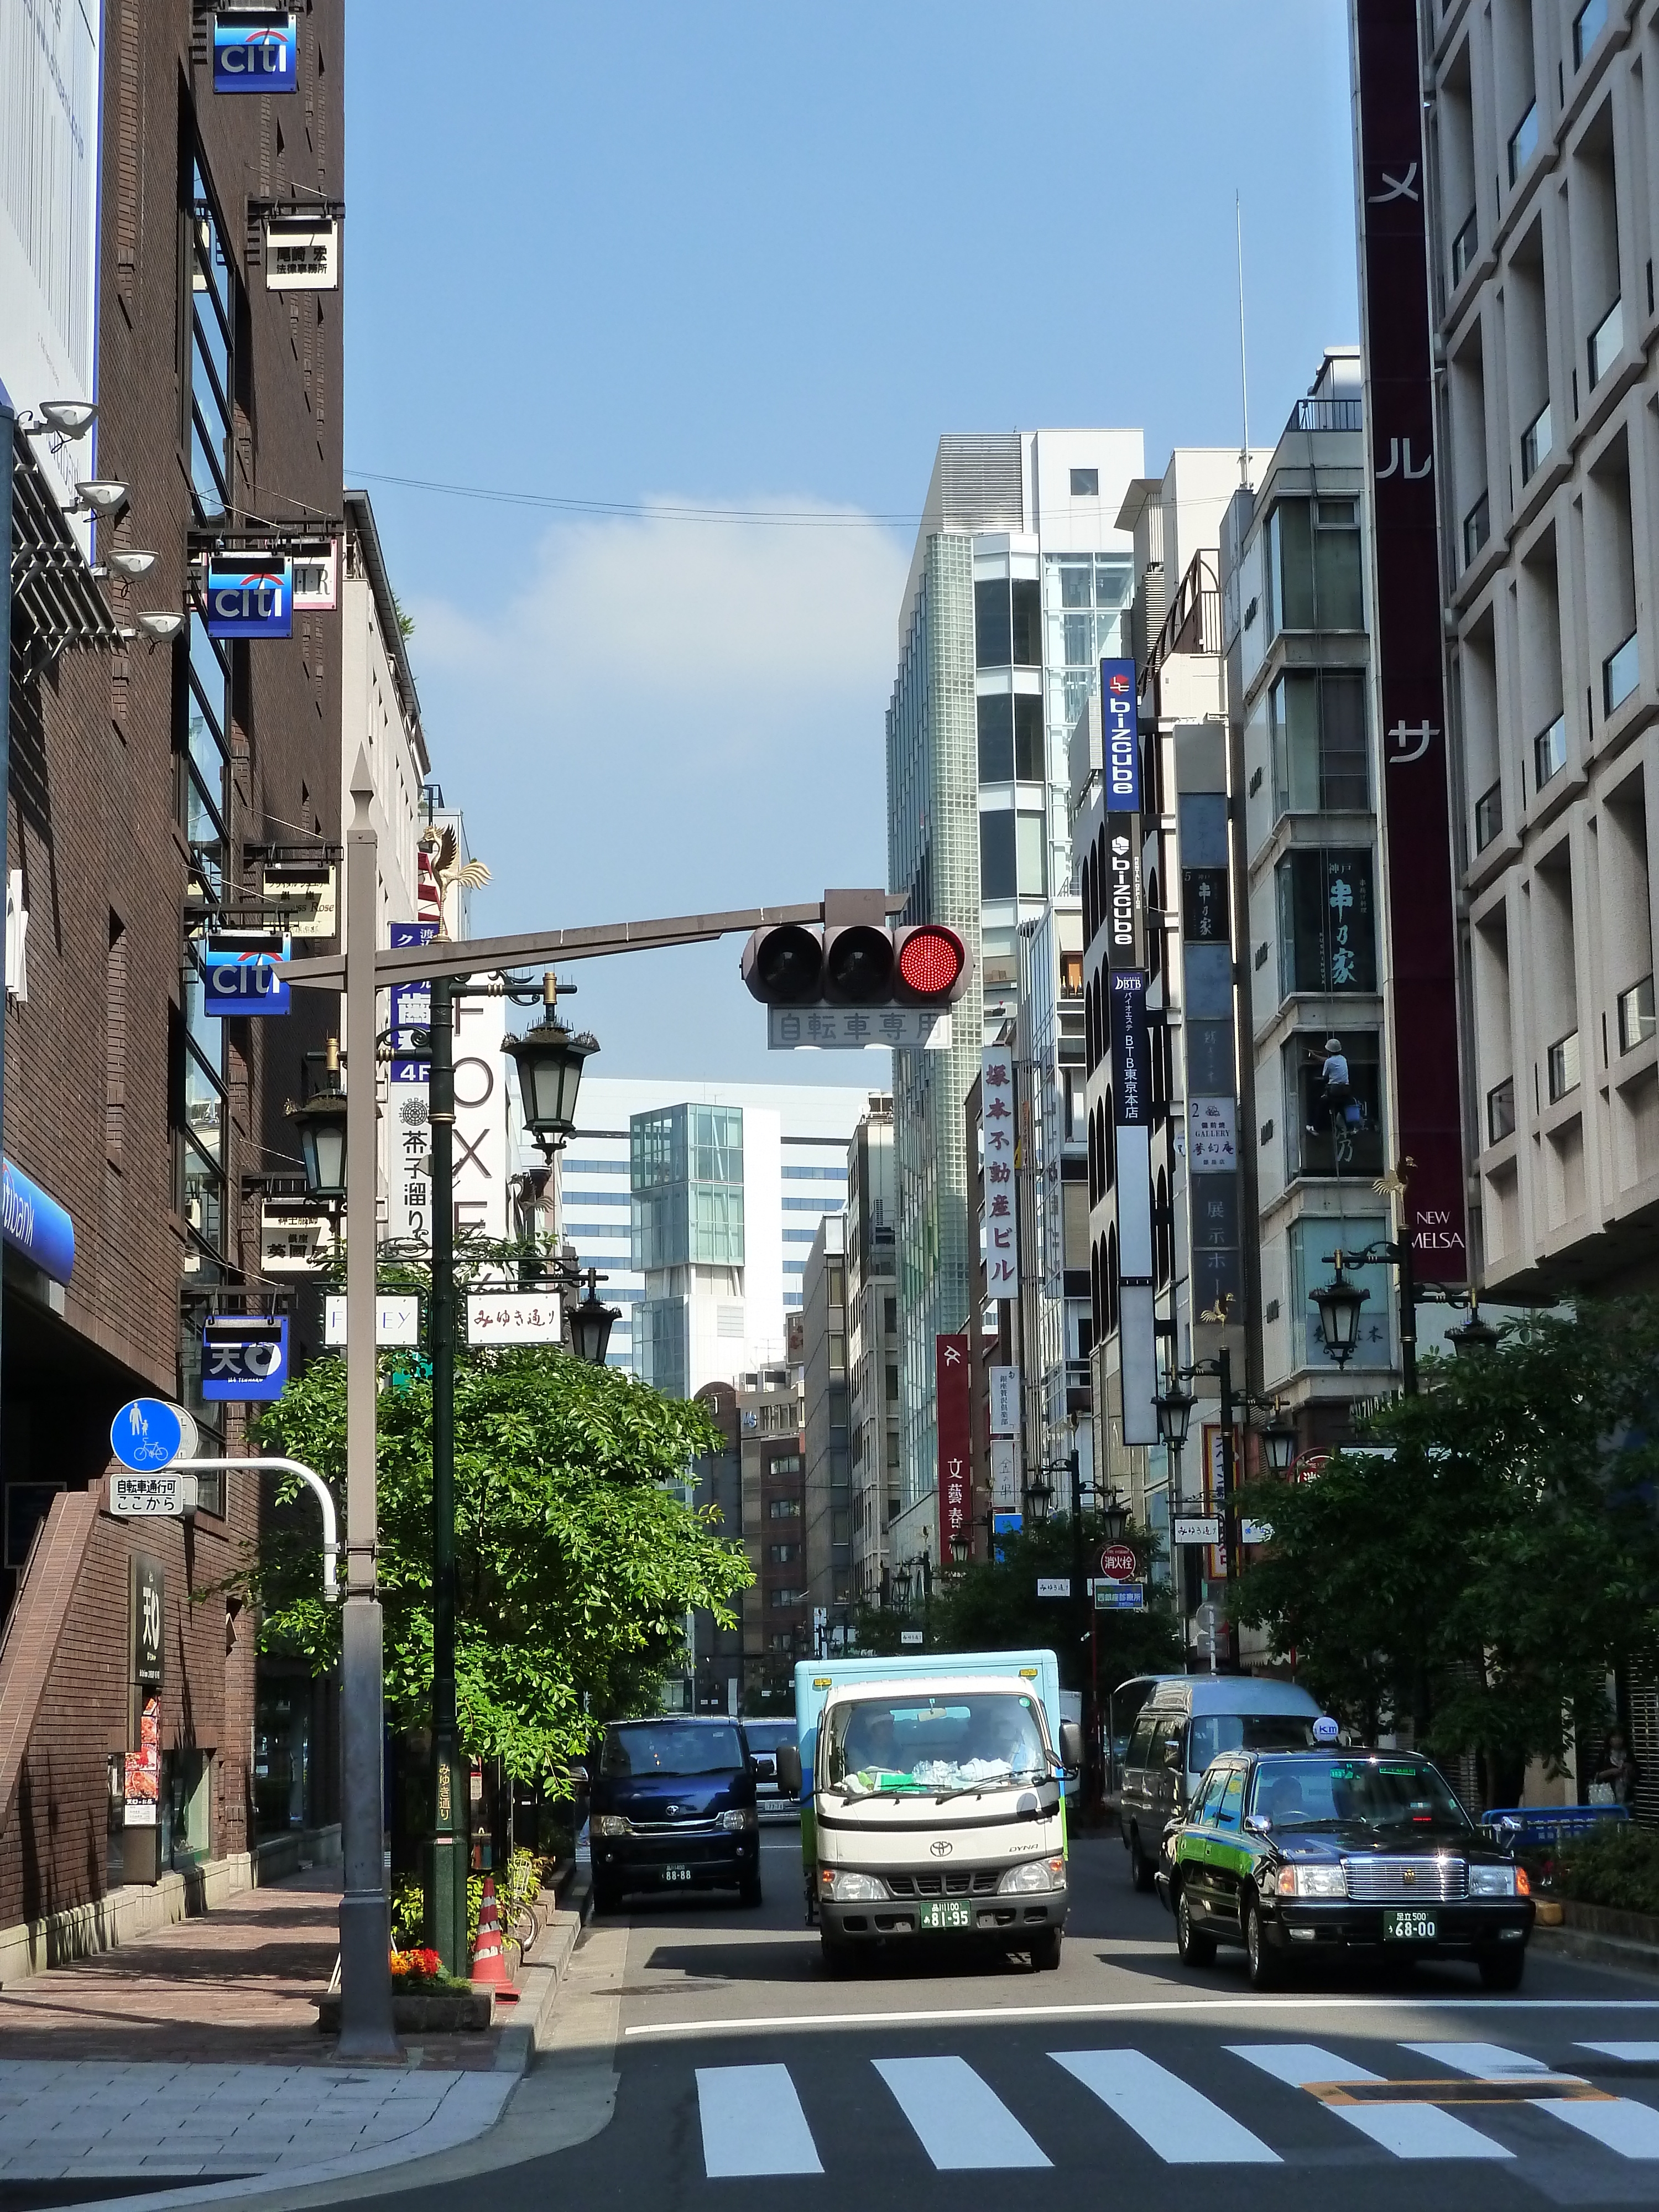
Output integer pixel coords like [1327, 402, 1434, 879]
[982, 1048, 1018, 1298]
[768, 1007, 952, 1050]
[465, 1292, 562, 1344]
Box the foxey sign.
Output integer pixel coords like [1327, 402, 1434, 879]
[204, 557, 293, 639]
[212, 12, 298, 92]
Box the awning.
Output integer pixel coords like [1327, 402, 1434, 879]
[2, 1157, 75, 1284]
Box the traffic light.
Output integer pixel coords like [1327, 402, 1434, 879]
[740, 891, 972, 1011]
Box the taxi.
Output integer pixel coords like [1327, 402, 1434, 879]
[1155, 1745, 1533, 1990]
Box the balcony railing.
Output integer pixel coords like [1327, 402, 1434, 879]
[1147, 546, 1221, 671]
[1619, 974, 1656, 1053]
[1508, 100, 1539, 184]
[1548, 1030, 1582, 1104]
[1521, 400, 1552, 484]
[1574, 0, 1608, 67]
[1474, 780, 1503, 851]
[1605, 628, 1639, 714]
[1292, 397, 1364, 434]
[1462, 490, 1491, 567]
[1487, 1076, 1516, 1144]
[1589, 296, 1624, 389]
[1533, 713, 1567, 790]
[1452, 208, 1478, 287]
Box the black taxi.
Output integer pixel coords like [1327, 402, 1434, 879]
[1155, 1747, 1533, 1990]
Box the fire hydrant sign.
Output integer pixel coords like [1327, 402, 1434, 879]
[465, 1291, 562, 1344]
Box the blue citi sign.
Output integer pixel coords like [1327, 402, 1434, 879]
[203, 951, 291, 1016]
[1101, 655, 1141, 813]
[212, 12, 299, 92]
[205, 558, 293, 640]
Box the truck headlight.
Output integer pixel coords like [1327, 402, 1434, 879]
[998, 1856, 1066, 1895]
[1276, 1863, 1347, 1897]
[591, 1814, 632, 1838]
[717, 1808, 758, 1832]
[820, 1868, 889, 1902]
[1468, 1864, 1519, 1896]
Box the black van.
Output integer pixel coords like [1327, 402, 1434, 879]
[586, 1716, 761, 1913]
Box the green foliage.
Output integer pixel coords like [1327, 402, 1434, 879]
[390, 1872, 424, 1945]
[239, 1347, 752, 1787]
[1545, 1823, 1659, 1918]
[1234, 1300, 1659, 1787]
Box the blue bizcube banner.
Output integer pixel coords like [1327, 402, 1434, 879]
[201, 1316, 288, 1402]
[205, 558, 293, 640]
[1100, 656, 1142, 813]
[1, 1156, 75, 1285]
[202, 951, 290, 1015]
[212, 12, 298, 92]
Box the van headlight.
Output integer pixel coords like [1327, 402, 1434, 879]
[1468, 1864, 1519, 1897]
[717, 1808, 758, 1832]
[820, 1869, 889, 1902]
[998, 1856, 1066, 1895]
[591, 1814, 632, 1838]
[1276, 1863, 1346, 1897]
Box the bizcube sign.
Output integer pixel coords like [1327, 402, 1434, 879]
[1101, 655, 1142, 813]
[204, 557, 293, 640]
[212, 12, 298, 92]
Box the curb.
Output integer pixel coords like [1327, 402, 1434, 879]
[1532, 1922, 1659, 1979]
[494, 1866, 593, 2066]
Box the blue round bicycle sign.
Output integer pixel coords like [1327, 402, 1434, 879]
[111, 1399, 195, 1473]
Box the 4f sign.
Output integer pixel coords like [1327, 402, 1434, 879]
[212, 12, 298, 91]
[205, 558, 293, 639]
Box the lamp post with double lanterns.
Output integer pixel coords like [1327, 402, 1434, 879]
[1154, 1359, 1295, 1670]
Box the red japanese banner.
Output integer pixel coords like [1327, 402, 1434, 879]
[937, 1333, 971, 1559]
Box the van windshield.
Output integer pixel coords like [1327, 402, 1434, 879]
[601, 1723, 744, 1777]
[1188, 1713, 1315, 1768]
[823, 1693, 1048, 1796]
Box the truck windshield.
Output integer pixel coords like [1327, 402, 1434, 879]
[823, 1693, 1048, 1796]
[600, 1723, 744, 1777]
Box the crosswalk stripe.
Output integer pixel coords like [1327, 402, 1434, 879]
[1580, 2042, 1659, 2062]
[695, 2064, 823, 2177]
[1051, 2048, 1280, 2164]
[872, 2056, 1051, 2169]
[1404, 2041, 1566, 2078]
[1229, 2043, 1512, 2161]
[1411, 2038, 1659, 2157]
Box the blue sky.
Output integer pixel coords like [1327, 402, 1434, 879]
[346, 3, 1359, 1083]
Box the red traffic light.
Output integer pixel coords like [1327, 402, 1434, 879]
[895, 924, 968, 1003]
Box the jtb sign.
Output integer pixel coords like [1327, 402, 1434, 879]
[212, 12, 298, 92]
[202, 952, 290, 1015]
[205, 559, 293, 639]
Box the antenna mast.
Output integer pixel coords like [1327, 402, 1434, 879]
[1235, 192, 1251, 488]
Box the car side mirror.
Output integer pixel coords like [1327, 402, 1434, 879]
[1244, 1813, 1271, 1834]
[775, 1744, 802, 1796]
[568, 1763, 589, 1786]
[1058, 1720, 1084, 1770]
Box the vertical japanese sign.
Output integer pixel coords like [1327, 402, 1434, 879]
[981, 1048, 1018, 1298]
[1353, 0, 1467, 1281]
[937, 1334, 971, 1561]
[130, 1555, 164, 1687]
[388, 922, 436, 1247]
[1112, 968, 1159, 1446]
[1101, 658, 1145, 973]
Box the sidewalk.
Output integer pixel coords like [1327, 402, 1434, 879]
[0, 1866, 526, 2200]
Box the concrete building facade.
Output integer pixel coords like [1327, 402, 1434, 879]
[843, 1097, 899, 1603]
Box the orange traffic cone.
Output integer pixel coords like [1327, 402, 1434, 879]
[469, 1876, 519, 2001]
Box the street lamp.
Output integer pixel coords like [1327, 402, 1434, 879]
[500, 973, 598, 1154]
[1026, 1469, 1055, 1522]
[1260, 1409, 1297, 1476]
[1154, 1382, 1195, 1451]
[568, 1268, 620, 1366]
[1100, 1491, 1130, 1546]
[1448, 1302, 1499, 1356]
[289, 1039, 347, 1203]
[1310, 1251, 1369, 1367]
[950, 1529, 969, 1566]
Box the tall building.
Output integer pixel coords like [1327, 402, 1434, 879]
[561, 1077, 865, 1385]
[800, 1212, 848, 1635]
[1423, 0, 1659, 1297]
[885, 429, 1144, 1570]
[844, 1097, 899, 1602]
[734, 1359, 807, 1709]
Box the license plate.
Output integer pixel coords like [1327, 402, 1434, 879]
[917, 1898, 973, 1932]
[1383, 1908, 1438, 1941]
[659, 1865, 693, 1884]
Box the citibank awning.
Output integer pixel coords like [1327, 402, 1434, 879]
[2, 1157, 75, 1285]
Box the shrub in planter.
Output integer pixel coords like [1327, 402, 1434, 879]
[1551, 1823, 1659, 1918]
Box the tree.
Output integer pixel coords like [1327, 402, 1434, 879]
[238, 1348, 752, 1788]
[1234, 1300, 1659, 1801]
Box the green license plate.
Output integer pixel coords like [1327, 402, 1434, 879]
[917, 1898, 973, 1931]
[1383, 1908, 1438, 1941]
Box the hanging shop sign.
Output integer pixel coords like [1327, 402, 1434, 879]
[130, 1556, 165, 1685]
[259, 857, 337, 938]
[465, 1291, 562, 1345]
[263, 217, 339, 291]
[202, 950, 291, 1015]
[211, 12, 298, 92]
[1036, 1577, 1071, 1600]
[1188, 1096, 1238, 1173]
[203, 556, 293, 640]
[201, 1314, 288, 1402]
[989, 1436, 1018, 1510]
[1173, 1515, 1222, 1547]
[988, 1364, 1020, 1438]
[1, 1156, 75, 1285]
[290, 538, 340, 611]
[937, 1334, 971, 1560]
[324, 1295, 420, 1347]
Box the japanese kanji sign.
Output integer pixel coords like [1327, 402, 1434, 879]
[200, 1316, 288, 1402]
[130, 1555, 164, 1686]
[464, 1291, 563, 1345]
[937, 1333, 971, 1561]
[982, 1049, 1018, 1298]
[1188, 1097, 1238, 1174]
[111, 1472, 189, 1518]
[768, 1006, 952, 1050]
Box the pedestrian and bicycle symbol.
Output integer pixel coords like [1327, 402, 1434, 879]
[109, 1399, 197, 1472]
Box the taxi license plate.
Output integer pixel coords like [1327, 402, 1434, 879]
[1383, 1908, 1438, 1941]
[917, 1898, 973, 1932]
[659, 1866, 692, 1884]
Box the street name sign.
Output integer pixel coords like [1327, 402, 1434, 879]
[465, 1291, 562, 1345]
[900, 1629, 924, 1646]
[1173, 1515, 1221, 1546]
[1036, 1577, 1071, 1599]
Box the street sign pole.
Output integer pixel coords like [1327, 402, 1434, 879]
[338, 754, 397, 2058]
[426, 971, 467, 1976]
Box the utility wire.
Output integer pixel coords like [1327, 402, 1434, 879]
[344, 467, 919, 529]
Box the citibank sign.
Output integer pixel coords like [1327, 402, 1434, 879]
[212, 13, 299, 93]
[204, 558, 293, 640]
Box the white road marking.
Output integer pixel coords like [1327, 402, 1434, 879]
[695, 2064, 822, 2177]
[1535, 2096, 1659, 2158]
[872, 2056, 1050, 2169]
[1404, 2041, 1570, 2078]
[1580, 2042, 1659, 2061]
[1229, 2043, 1511, 2161]
[1051, 2048, 1280, 2163]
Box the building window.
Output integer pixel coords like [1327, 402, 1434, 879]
[976, 695, 1045, 783]
[1547, 1030, 1582, 1103]
[1474, 781, 1503, 851]
[182, 620, 232, 893]
[1488, 1076, 1516, 1143]
[187, 160, 236, 521]
[1265, 497, 1363, 636]
[768, 1543, 797, 1565]
[175, 972, 228, 1280]
[1508, 100, 1539, 186]
[769, 1588, 806, 1609]
[1281, 1030, 1384, 1181]
[973, 578, 1040, 669]
[1574, 0, 1607, 66]
[1533, 714, 1568, 789]
[768, 1498, 801, 1520]
[1619, 976, 1656, 1053]
[980, 810, 1015, 901]
[1275, 848, 1377, 995]
[1070, 467, 1099, 496]
[1269, 671, 1369, 814]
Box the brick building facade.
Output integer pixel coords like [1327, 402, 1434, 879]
[0, 0, 345, 1936]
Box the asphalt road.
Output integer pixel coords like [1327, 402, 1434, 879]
[378, 1825, 1659, 2212]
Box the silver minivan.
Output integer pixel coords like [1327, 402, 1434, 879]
[1118, 1676, 1322, 1890]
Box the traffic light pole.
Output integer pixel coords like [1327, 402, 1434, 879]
[426, 974, 469, 1976]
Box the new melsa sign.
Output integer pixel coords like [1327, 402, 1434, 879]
[204, 557, 293, 640]
[212, 12, 298, 92]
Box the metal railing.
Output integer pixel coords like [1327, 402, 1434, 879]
[1474, 780, 1503, 852]
[1589, 296, 1624, 390]
[1605, 628, 1639, 714]
[1292, 396, 1364, 435]
[1521, 400, 1552, 484]
[1147, 547, 1221, 671]
[1533, 713, 1567, 789]
[1452, 209, 1478, 287]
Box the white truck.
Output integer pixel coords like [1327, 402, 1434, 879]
[775, 1648, 1082, 1976]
